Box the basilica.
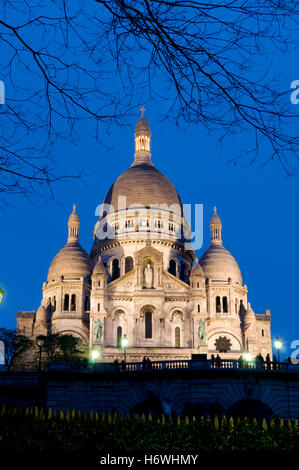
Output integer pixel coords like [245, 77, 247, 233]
[17, 111, 272, 362]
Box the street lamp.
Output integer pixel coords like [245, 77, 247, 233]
[91, 349, 100, 362]
[0, 287, 4, 305]
[243, 352, 252, 363]
[274, 337, 282, 362]
[36, 335, 45, 371]
[121, 335, 128, 362]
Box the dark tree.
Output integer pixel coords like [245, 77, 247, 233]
[1, 0, 299, 202]
[43, 333, 86, 362]
[0, 327, 33, 370]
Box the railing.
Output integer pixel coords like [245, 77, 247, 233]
[1, 358, 298, 375]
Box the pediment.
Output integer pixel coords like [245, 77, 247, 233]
[162, 270, 191, 292]
[107, 268, 135, 290]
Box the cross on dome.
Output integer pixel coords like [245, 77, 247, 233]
[140, 105, 146, 116]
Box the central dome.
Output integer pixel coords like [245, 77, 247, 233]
[103, 163, 183, 216]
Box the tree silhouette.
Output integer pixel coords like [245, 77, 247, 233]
[1, 0, 298, 201]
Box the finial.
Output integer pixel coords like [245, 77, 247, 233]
[140, 105, 146, 116]
[73, 203, 76, 212]
[213, 206, 217, 214]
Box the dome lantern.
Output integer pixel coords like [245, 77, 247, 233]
[132, 106, 153, 167]
[67, 204, 80, 244]
[210, 206, 222, 246]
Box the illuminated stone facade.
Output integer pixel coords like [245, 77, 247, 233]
[17, 111, 272, 361]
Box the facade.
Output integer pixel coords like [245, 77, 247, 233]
[17, 111, 272, 361]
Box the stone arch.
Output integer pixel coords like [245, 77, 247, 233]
[130, 398, 164, 416]
[111, 308, 126, 347]
[57, 328, 89, 345]
[227, 399, 274, 419]
[208, 329, 242, 352]
[168, 258, 178, 277]
[140, 305, 155, 340]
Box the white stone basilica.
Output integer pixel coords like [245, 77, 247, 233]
[17, 111, 272, 361]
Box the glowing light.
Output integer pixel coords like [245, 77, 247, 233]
[274, 338, 282, 350]
[121, 335, 128, 349]
[91, 349, 100, 360]
[243, 352, 252, 362]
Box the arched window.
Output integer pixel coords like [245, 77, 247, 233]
[235, 299, 238, 314]
[168, 259, 177, 276]
[222, 296, 228, 313]
[71, 294, 76, 311]
[63, 294, 69, 311]
[198, 304, 200, 313]
[112, 258, 120, 281]
[84, 295, 90, 311]
[175, 327, 180, 348]
[98, 280, 101, 287]
[53, 296, 56, 312]
[145, 311, 152, 339]
[117, 326, 122, 347]
[97, 303, 100, 312]
[125, 256, 134, 273]
[216, 296, 221, 313]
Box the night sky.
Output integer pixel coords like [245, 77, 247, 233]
[1, 3, 298, 361]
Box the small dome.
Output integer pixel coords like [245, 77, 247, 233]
[191, 258, 205, 276]
[47, 244, 91, 282]
[210, 206, 221, 225]
[68, 204, 79, 223]
[243, 302, 255, 320]
[199, 244, 242, 284]
[35, 304, 47, 322]
[135, 115, 150, 134]
[93, 258, 106, 275]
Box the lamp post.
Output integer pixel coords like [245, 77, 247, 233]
[91, 349, 100, 363]
[121, 335, 128, 363]
[36, 335, 45, 372]
[274, 337, 282, 362]
[0, 287, 4, 305]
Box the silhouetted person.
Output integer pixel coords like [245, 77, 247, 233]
[265, 353, 271, 370]
[146, 357, 152, 370]
[142, 356, 147, 371]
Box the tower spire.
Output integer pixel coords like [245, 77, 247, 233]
[67, 204, 80, 244]
[132, 107, 153, 167]
[210, 206, 222, 245]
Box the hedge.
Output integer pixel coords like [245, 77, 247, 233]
[0, 404, 298, 451]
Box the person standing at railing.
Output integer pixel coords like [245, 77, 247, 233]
[265, 353, 271, 370]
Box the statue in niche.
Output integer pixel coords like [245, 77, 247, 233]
[198, 319, 206, 346]
[93, 318, 103, 344]
[144, 262, 153, 288]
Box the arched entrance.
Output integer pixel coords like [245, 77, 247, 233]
[227, 399, 274, 419]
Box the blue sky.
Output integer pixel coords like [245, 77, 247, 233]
[0, 2, 298, 361]
[1, 108, 298, 360]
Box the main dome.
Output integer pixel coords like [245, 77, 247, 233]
[103, 163, 183, 216]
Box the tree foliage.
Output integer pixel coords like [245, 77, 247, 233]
[42, 333, 86, 362]
[0, 328, 33, 370]
[0, 0, 299, 201]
